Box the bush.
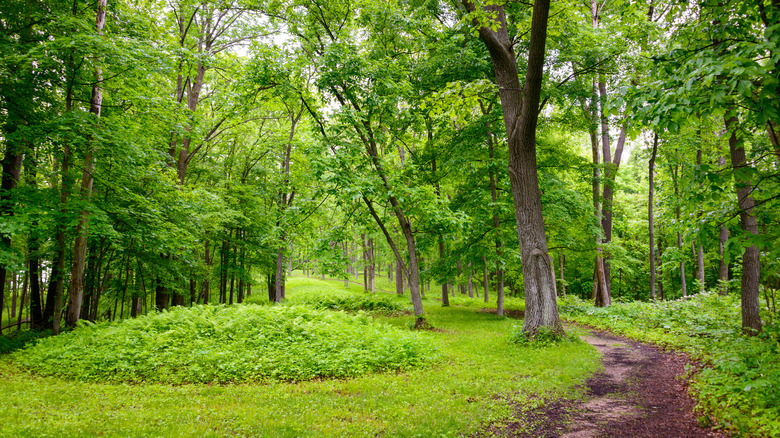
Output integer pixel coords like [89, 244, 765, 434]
[14, 304, 436, 384]
[559, 293, 780, 436]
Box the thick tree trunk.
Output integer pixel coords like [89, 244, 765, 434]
[466, 0, 561, 333]
[725, 115, 762, 334]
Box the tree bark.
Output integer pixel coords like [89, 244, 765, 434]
[558, 251, 566, 296]
[725, 115, 762, 334]
[457, 259, 465, 295]
[670, 163, 687, 298]
[432, 153, 450, 307]
[465, 0, 562, 333]
[483, 256, 489, 302]
[467, 262, 474, 298]
[66, 0, 107, 327]
[648, 133, 658, 300]
[395, 258, 404, 295]
[718, 225, 729, 295]
[484, 105, 504, 315]
[717, 154, 730, 295]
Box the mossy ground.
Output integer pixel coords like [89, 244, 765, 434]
[0, 276, 599, 437]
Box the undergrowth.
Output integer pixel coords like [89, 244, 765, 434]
[559, 293, 780, 436]
[0, 329, 50, 354]
[244, 278, 406, 315]
[14, 304, 435, 384]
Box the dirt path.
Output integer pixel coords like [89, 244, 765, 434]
[491, 328, 727, 438]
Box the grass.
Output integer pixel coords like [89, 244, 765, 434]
[297, 270, 526, 312]
[559, 292, 780, 437]
[0, 276, 600, 437]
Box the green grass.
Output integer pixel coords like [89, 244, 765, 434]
[295, 271, 525, 311]
[0, 276, 599, 437]
[559, 292, 780, 437]
[245, 278, 405, 315]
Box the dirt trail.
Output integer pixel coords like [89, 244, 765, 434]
[491, 329, 727, 438]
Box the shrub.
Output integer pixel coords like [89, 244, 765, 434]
[14, 304, 436, 384]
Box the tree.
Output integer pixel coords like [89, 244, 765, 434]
[463, 0, 563, 334]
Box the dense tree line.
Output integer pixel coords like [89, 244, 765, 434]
[1, 0, 778, 335]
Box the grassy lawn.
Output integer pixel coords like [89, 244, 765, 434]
[0, 277, 599, 437]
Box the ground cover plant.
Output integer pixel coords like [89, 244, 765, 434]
[14, 304, 434, 384]
[0, 278, 600, 437]
[559, 293, 780, 436]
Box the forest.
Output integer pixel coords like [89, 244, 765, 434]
[0, 0, 779, 436]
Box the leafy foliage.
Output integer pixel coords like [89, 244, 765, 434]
[15, 304, 436, 384]
[0, 330, 51, 354]
[559, 293, 780, 436]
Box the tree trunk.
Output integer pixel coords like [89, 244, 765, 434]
[717, 153, 730, 295]
[767, 121, 780, 165]
[202, 240, 210, 304]
[396, 258, 404, 295]
[670, 163, 687, 298]
[343, 242, 350, 289]
[466, 0, 561, 334]
[50, 140, 71, 334]
[657, 235, 665, 300]
[457, 259, 465, 294]
[368, 238, 375, 293]
[486, 125, 504, 315]
[718, 225, 729, 295]
[275, 243, 285, 302]
[467, 263, 474, 298]
[155, 276, 168, 311]
[432, 154, 449, 307]
[483, 256, 489, 302]
[558, 251, 566, 296]
[439, 238, 449, 306]
[66, 0, 107, 327]
[648, 133, 658, 300]
[725, 115, 762, 334]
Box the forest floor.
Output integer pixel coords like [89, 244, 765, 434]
[488, 326, 728, 438]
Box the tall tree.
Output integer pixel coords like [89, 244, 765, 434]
[463, 0, 563, 334]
